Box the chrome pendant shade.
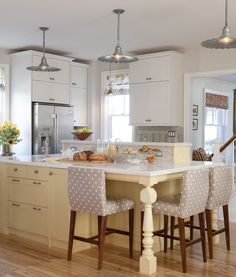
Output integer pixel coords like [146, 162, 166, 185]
[27, 27, 61, 71]
[98, 9, 138, 63]
[201, 0, 236, 49]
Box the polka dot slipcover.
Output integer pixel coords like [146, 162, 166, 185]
[206, 165, 233, 210]
[152, 168, 209, 218]
[68, 166, 134, 216]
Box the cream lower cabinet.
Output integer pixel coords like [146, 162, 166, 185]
[7, 164, 50, 237]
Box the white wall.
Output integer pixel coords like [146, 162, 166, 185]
[0, 48, 9, 64]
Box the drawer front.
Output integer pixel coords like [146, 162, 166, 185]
[7, 164, 27, 178]
[8, 201, 49, 236]
[7, 177, 49, 207]
[27, 166, 49, 181]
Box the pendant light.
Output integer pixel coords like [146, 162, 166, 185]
[98, 9, 138, 63]
[27, 27, 61, 71]
[106, 62, 113, 96]
[201, 0, 236, 49]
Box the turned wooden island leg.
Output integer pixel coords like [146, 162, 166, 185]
[140, 180, 157, 275]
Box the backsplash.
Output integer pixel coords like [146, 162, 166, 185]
[134, 126, 183, 142]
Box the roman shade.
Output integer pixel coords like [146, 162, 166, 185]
[205, 92, 228, 109]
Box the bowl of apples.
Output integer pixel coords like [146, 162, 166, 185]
[72, 128, 92, 140]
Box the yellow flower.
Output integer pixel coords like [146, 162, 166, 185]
[7, 139, 14, 145]
[16, 129, 20, 135]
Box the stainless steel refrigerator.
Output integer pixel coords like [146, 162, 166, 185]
[32, 103, 74, 154]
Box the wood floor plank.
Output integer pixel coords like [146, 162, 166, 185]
[0, 222, 235, 276]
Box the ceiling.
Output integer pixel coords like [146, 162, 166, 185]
[1, 0, 236, 60]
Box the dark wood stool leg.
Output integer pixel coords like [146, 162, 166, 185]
[223, 204, 230, 251]
[198, 212, 207, 262]
[140, 211, 144, 253]
[67, 210, 76, 261]
[190, 215, 194, 240]
[178, 217, 187, 273]
[97, 216, 101, 249]
[170, 216, 175, 250]
[164, 215, 168, 252]
[98, 215, 107, 270]
[205, 209, 213, 259]
[129, 209, 134, 258]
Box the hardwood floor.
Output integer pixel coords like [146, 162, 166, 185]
[0, 222, 235, 276]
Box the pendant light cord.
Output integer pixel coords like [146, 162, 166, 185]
[225, 0, 228, 26]
[117, 12, 120, 46]
[42, 29, 46, 58]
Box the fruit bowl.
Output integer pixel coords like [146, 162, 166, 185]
[72, 132, 92, 140]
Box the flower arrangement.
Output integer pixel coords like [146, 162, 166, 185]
[0, 122, 22, 145]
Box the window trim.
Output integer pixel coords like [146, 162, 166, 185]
[100, 68, 131, 139]
[0, 63, 9, 122]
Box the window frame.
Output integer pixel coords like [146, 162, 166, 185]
[0, 64, 10, 122]
[101, 69, 133, 140]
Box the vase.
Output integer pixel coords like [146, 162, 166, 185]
[1, 144, 12, 156]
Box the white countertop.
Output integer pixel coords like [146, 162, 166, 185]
[61, 140, 191, 147]
[0, 154, 220, 177]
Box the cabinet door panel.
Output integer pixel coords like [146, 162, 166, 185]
[71, 65, 87, 88]
[71, 87, 88, 126]
[51, 59, 70, 84]
[148, 56, 170, 82]
[8, 201, 49, 236]
[52, 83, 70, 104]
[129, 59, 148, 84]
[149, 82, 171, 125]
[129, 83, 149, 125]
[32, 80, 53, 102]
[8, 178, 49, 207]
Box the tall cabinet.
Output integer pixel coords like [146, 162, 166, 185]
[10, 51, 88, 155]
[129, 51, 183, 126]
[70, 62, 89, 126]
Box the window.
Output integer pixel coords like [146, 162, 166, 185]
[204, 107, 228, 153]
[102, 70, 132, 141]
[0, 65, 9, 123]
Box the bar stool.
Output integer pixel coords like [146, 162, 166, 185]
[141, 168, 209, 273]
[185, 165, 233, 259]
[67, 166, 134, 269]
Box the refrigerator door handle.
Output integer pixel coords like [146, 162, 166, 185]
[51, 113, 57, 154]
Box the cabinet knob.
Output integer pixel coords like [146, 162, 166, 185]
[33, 181, 42, 185]
[12, 178, 20, 182]
[34, 169, 39, 174]
[49, 171, 53, 176]
[13, 168, 18, 172]
[49, 98, 55, 101]
[50, 77, 55, 81]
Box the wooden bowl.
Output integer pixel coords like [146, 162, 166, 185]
[72, 132, 92, 140]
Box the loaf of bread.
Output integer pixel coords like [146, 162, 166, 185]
[88, 153, 107, 161]
[73, 151, 94, 161]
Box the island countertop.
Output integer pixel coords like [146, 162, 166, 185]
[0, 154, 218, 177]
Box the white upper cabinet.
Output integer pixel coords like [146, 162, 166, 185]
[129, 55, 170, 83]
[32, 55, 70, 84]
[70, 63, 89, 126]
[129, 51, 183, 126]
[71, 64, 87, 88]
[32, 81, 70, 104]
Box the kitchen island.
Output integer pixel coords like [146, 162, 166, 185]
[0, 154, 219, 275]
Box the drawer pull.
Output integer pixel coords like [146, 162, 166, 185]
[34, 170, 39, 174]
[12, 203, 20, 207]
[33, 207, 41, 211]
[33, 181, 41, 185]
[49, 171, 53, 176]
[13, 168, 18, 172]
[12, 178, 20, 182]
